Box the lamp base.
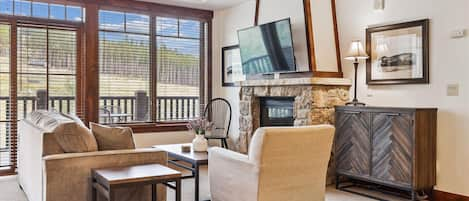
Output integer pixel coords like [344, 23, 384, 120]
[346, 101, 366, 106]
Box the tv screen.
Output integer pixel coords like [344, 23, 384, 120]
[238, 18, 296, 75]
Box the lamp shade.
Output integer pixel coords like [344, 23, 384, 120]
[344, 40, 369, 61]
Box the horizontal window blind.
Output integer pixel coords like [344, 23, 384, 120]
[99, 11, 151, 124]
[97, 12, 208, 124]
[156, 17, 203, 121]
[17, 26, 77, 119]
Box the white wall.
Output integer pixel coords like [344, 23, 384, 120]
[336, 0, 469, 196]
[213, 0, 469, 196]
[257, 0, 310, 71]
[134, 131, 194, 148]
[212, 0, 257, 147]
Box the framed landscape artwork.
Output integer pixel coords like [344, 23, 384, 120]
[222, 45, 244, 86]
[366, 19, 429, 85]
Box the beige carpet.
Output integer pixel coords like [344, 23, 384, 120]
[0, 168, 407, 201]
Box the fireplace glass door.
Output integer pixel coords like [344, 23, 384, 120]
[260, 97, 294, 127]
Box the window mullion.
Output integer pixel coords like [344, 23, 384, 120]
[199, 21, 205, 111]
[150, 16, 157, 123]
[45, 28, 50, 110]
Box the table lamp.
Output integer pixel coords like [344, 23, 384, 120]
[344, 40, 369, 106]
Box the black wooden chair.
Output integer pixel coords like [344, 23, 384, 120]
[203, 98, 232, 149]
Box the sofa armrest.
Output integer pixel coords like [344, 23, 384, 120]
[208, 147, 259, 201]
[43, 148, 168, 201]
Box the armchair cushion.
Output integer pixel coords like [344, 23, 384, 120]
[90, 122, 136, 151]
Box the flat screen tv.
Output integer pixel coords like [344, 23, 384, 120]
[237, 18, 296, 75]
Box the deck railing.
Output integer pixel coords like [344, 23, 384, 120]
[0, 95, 199, 121]
[0, 95, 199, 167]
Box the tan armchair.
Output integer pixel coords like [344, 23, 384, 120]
[208, 125, 335, 201]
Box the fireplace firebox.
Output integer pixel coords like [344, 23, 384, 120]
[259, 97, 295, 127]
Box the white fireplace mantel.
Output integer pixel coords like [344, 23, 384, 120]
[236, 77, 352, 87]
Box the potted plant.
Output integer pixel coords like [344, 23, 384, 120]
[187, 118, 213, 152]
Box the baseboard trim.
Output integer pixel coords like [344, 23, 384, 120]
[434, 190, 469, 201]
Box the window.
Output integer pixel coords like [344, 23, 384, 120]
[0, 0, 14, 15]
[17, 25, 79, 119]
[156, 17, 203, 121]
[98, 11, 208, 124]
[0, 3, 84, 173]
[0, 0, 212, 176]
[0, 0, 84, 22]
[99, 10, 151, 124]
[0, 23, 81, 172]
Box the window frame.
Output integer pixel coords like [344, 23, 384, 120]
[16, 24, 82, 117]
[0, 0, 85, 22]
[0, 16, 83, 175]
[0, 0, 212, 176]
[95, 10, 211, 132]
[98, 10, 152, 124]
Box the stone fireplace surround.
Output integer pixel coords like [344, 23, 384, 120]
[236, 77, 352, 184]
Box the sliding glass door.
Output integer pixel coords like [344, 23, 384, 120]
[0, 24, 12, 170]
[0, 22, 81, 173]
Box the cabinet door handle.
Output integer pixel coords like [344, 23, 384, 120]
[384, 113, 400, 116]
[344, 111, 361, 114]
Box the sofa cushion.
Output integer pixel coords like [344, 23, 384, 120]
[90, 123, 136, 151]
[28, 110, 98, 153]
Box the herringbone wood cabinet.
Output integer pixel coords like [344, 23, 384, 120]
[335, 106, 437, 195]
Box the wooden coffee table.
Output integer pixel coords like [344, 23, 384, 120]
[92, 164, 182, 201]
[153, 143, 208, 201]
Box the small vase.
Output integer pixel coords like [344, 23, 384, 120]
[192, 134, 208, 152]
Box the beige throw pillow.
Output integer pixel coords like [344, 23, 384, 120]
[54, 122, 98, 153]
[90, 123, 136, 151]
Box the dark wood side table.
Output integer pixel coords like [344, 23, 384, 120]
[153, 144, 209, 201]
[92, 164, 182, 201]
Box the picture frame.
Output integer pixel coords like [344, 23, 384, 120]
[222, 45, 244, 86]
[366, 19, 429, 85]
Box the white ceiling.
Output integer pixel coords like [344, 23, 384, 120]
[137, 0, 250, 10]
